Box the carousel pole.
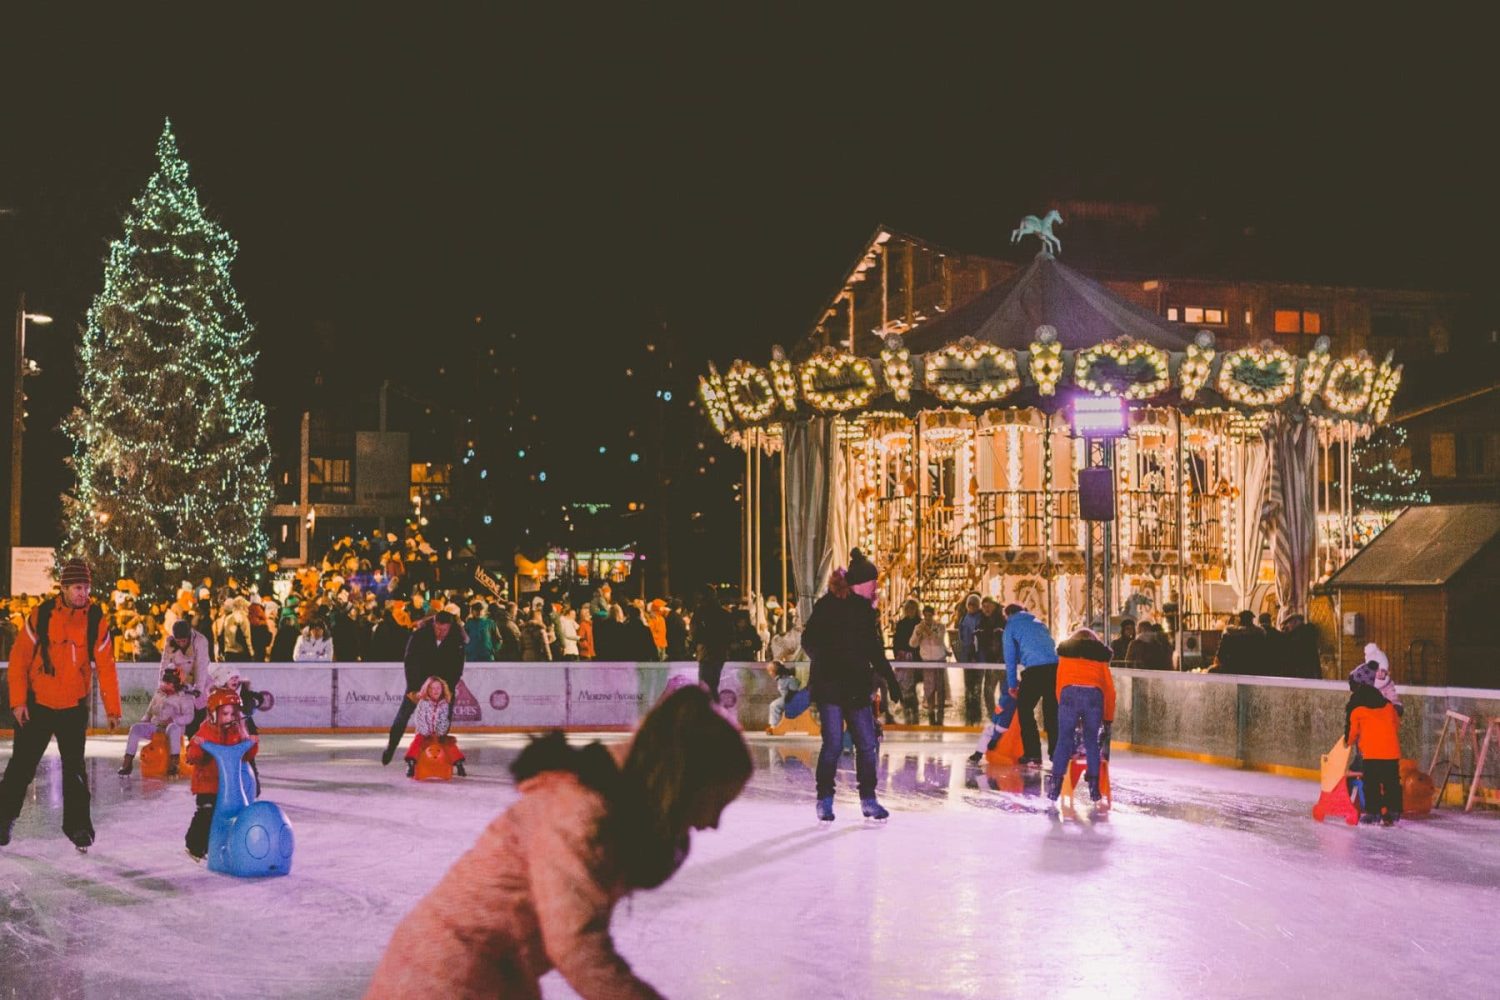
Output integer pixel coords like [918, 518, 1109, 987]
[1174, 409, 1186, 669]
[1044, 411, 1055, 635]
[754, 430, 763, 605]
[743, 438, 753, 599]
[914, 411, 925, 602]
[780, 433, 788, 613]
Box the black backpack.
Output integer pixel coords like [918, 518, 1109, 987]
[33, 598, 107, 677]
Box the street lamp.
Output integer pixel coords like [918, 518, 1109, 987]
[8, 294, 52, 592]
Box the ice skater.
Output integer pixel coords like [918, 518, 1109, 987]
[404, 676, 467, 778]
[185, 688, 259, 862]
[381, 608, 464, 766]
[1046, 628, 1116, 809]
[1346, 644, 1403, 825]
[161, 618, 211, 738]
[800, 566, 902, 823]
[365, 685, 751, 999]
[0, 558, 121, 851]
[118, 668, 196, 776]
[1003, 603, 1059, 767]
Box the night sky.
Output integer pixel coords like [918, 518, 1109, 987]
[1, 8, 1493, 586]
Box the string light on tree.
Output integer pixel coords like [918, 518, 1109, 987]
[62, 120, 274, 596]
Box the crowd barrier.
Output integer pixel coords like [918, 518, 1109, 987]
[3, 663, 1496, 776]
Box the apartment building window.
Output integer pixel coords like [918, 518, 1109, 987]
[1274, 309, 1322, 335]
[1166, 306, 1226, 325]
[309, 457, 353, 502]
[1430, 433, 1456, 479]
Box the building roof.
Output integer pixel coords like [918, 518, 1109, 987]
[903, 252, 1194, 353]
[1325, 503, 1500, 588]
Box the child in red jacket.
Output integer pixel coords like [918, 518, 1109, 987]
[184, 687, 259, 861]
[1348, 653, 1403, 826]
[1047, 629, 1117, 805]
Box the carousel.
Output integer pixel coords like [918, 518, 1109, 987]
[700, 219, 1401, 649]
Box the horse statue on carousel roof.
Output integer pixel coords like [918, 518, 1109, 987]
[1011, 209, 1064, 256]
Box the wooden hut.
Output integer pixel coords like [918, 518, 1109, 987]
[1323, 503, 1500, 687]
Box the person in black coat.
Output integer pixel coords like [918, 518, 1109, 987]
[801, 568, 902, 822]
[381, 610, 465, 765]
[1211, 611, 1266, 675]
[619, 605, 660, 662]
[889, 599, 922, 724]
[370, 607, 413, 662]
[691, 586, 731, 701]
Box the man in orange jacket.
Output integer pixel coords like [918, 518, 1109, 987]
[1, 558, 121, 850]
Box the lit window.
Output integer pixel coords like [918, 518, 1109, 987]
[1172, 306, 1226, 326]
[1274, 309, 1323, 334]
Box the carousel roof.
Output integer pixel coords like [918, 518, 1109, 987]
[903, 252, 1193, 354]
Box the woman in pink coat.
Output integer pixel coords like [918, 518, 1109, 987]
[366, 685, 752, 999]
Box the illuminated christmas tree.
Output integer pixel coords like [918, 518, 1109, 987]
[62, 120, 273, 596]
[1351, 424, 1430, 512]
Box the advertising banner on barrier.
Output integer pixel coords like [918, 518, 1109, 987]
[463, 665, 568, 727]
[565, 662, 700, 726]
[334, 664, 414, 728]
[253, 666, 335, 728]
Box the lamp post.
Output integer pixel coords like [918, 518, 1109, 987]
[1069, 395, 1126, 635]
[8, 293, 51, 592]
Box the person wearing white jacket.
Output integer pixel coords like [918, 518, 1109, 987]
[293, 621, 334, 663]
[909, 605, 950, 726]
[117, 669, 197, 775]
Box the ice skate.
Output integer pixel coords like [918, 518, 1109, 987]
[186, 848, 205, 864]
[0, 817, 12, 847]
[860, 798, 889, 822]
[454, 761, 467, 777]
[816, 797, 835, 823]
[117, 753, 135, 776]
[67, 829, 94, 853]
[966, 751, 983, 764]
[406, 759, 416, 778]
[166, 757, 179, 778]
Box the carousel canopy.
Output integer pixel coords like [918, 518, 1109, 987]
[698, 220, 1404, 435]
[904, 253, 1193, 354]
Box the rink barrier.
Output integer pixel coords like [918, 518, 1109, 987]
[2, 663, 1494, 777]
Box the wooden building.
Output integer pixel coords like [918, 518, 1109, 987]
[1322, 503, 1500, 687]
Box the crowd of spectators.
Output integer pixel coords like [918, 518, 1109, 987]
[1, 530, 795, 666]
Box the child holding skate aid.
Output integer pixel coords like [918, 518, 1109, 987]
[404, 676, 467, 779]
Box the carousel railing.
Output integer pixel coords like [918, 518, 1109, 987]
[974, 490, 1082, 553]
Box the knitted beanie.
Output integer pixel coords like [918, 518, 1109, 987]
[59, 558, 92, 587]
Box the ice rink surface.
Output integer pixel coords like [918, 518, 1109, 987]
[2, 731, 1498, 1000]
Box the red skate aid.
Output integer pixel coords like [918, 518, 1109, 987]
[1312, 738, 1360, 825]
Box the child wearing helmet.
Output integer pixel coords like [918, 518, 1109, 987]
[183, 687, 259, 861]
[404, 676, 467, 778]
[117, 668, 196, 776]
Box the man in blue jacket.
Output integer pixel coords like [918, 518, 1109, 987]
[1003, 603, 1059, 766]
[957, 594, 984, 724]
